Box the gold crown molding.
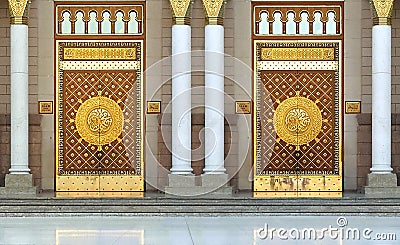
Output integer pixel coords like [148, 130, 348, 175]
[8, 0, 30, 25]
[370, 0, 394, 26]
[169, 0, 193, 25]
[202, 0, 226, 25]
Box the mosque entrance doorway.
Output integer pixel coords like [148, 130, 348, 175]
[54, 2, 145, 197]
[252, 2, 343, 197]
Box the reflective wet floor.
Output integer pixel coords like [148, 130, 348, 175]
[0, 216, 398, 244]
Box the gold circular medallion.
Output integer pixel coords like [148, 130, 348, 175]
[274, 96, 322, 147]
[75, 96, 123, 146]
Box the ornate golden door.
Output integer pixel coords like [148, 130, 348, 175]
[54, 3, 145, 197]
[252, 2, 343, 197]
[253, 41, 343, 197]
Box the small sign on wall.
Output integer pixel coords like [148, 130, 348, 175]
[235, 101, 252, 114]
[147, 101, 161, 114]
[345, 101, 361, 114]
[38, 101, 53, 114]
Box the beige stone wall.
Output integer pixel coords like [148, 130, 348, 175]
[232, 0, 252, 190]
[37, 0, 54, 190]
[344, 0, 362, 190]
[361, 0, 400, 112]
[145, 0, 163, 191]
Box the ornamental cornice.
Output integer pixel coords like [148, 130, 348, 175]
[169, 0, 193, 25]
[202, 0, 227, 25]
[370, 0, 394, 25]
[8, 0, 30, 25]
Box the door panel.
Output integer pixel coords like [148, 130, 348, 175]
[56, 41, 144, 195]
[254, 41, 342, 197]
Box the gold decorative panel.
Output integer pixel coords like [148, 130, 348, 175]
[55, 41, 144, 194]
[63, 48, 137, 61]
[261, 48, 335, 61]
[253, 41, 342, 197]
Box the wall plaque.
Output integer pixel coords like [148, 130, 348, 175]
[235, 101, 251, 114]
[38, 101, 53, 114]
[147, 101, 161, 114]
[345, 101, 361, 114]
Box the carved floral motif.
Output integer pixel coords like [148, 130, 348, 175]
[8, 0, 30, 24]
[202, 0, 226, 25]
[370, 0, 394, 25]
[169, 0, 193, 25]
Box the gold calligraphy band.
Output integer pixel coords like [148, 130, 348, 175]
[10, 16, 28, 25]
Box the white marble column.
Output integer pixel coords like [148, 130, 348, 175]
[371, 25, 392, 174]
[365, 0, 400, 197]
[170, 25, 193, 174]
[9, 24, 30, 174]
[204, 25, 225, 174]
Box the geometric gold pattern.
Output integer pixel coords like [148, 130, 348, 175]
[60, 69, 138, 174]
[258, 69, 337, 174]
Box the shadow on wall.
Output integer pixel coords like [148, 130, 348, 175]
[357, 113, 400, 190]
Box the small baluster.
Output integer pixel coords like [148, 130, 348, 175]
[272, 12, 283, 34]
[259, 12, 269, 34]
[61, 11, 72, 34]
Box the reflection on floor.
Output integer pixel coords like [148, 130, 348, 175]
[0, 216, 398, 244]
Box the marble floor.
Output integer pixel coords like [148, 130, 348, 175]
[0, 216, 398, 245]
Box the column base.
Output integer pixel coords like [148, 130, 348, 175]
[164, 173, 232, 198]
[365, 173, 400, 198]
[0, 174, 37, 197]
[164, 174, 197, 197]
[201, 173, 232, 197]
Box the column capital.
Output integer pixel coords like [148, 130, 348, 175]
[8, 0, 30, 25]
[202, 0, 227, 25]
[169, 0, 193, 25]
[370, 0, 394, 26]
